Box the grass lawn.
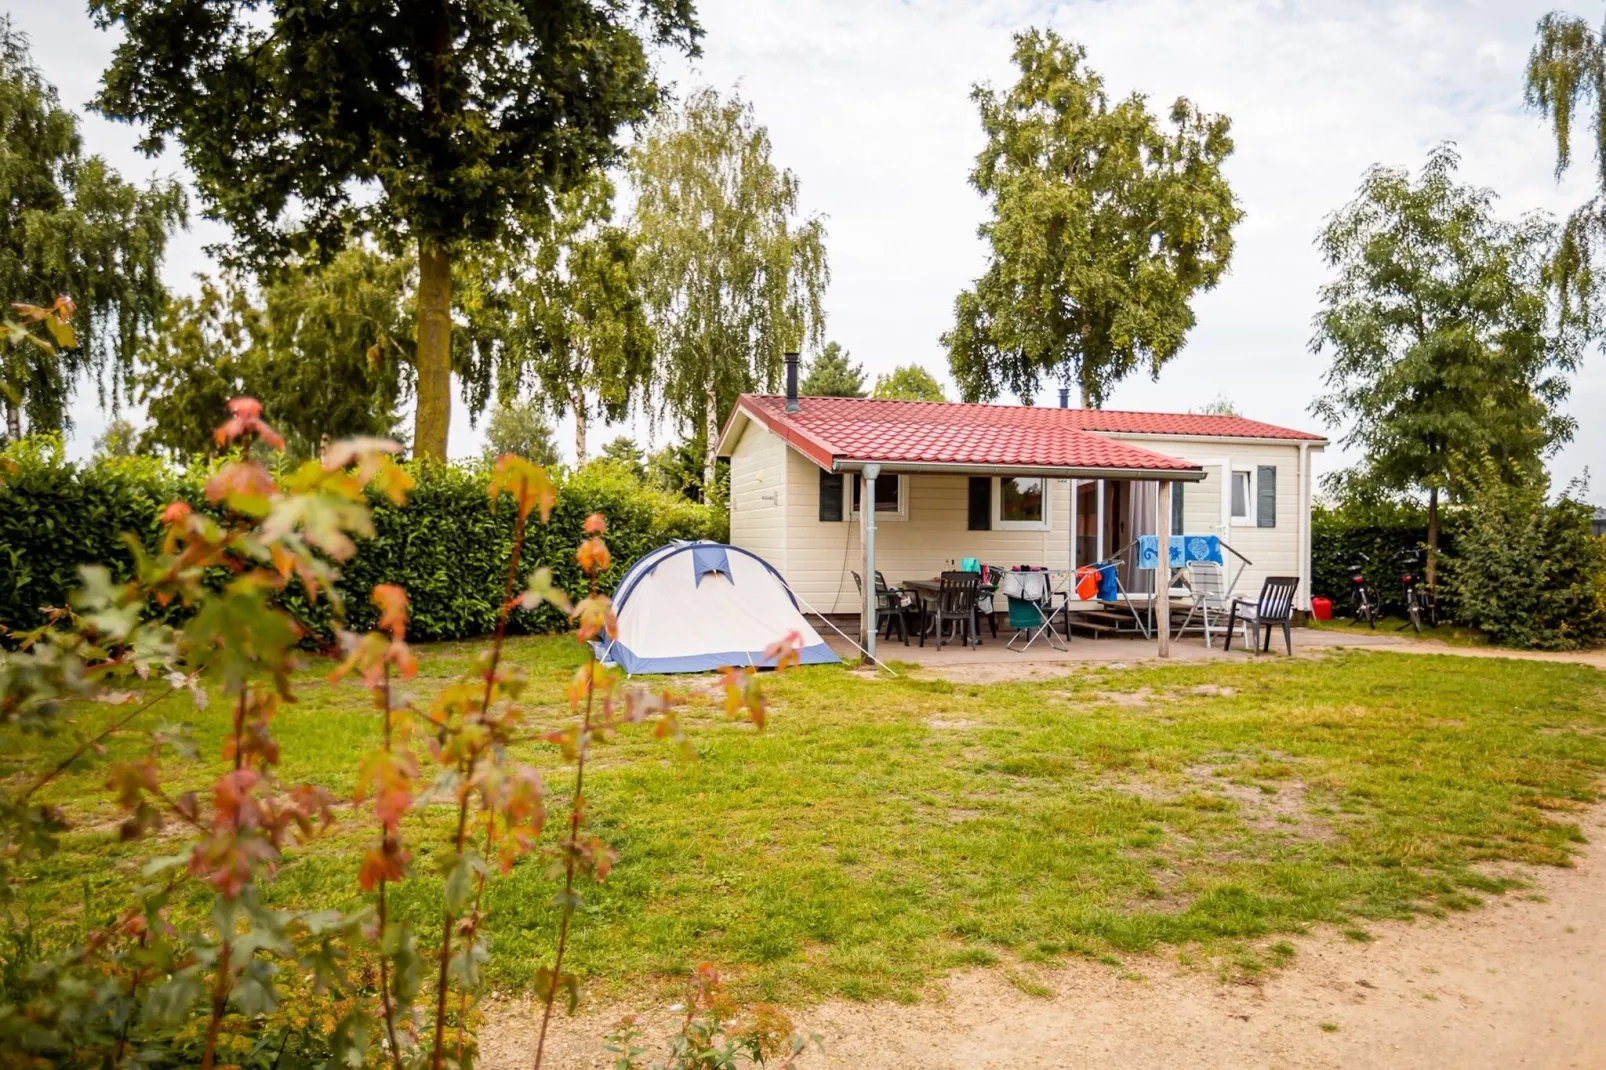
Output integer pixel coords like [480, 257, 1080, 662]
[1310, 613, 1491, 648]
[8, 637, 1606, 1005]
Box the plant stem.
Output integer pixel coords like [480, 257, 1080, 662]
[377, 665, 404, 1070]
[20, 684, 181, 802]
[199, 937, 231, 1070]
[533, 645, 598, 1069]
[430, 506, 529, 1070]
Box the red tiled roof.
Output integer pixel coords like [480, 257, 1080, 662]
[725, 395, 1219, 475]
[1058, 407, 1325, 441]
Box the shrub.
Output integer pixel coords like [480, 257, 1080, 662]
[1446, 462, 1606, 650]
[0, 439, 726, 639]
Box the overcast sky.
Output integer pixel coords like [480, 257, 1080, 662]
[11, 0, 1604, 497]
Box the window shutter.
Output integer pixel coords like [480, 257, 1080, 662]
[818, 469, 844, 522]
[1171, 482, 1185, 533]
[1256, 466, 1277, 528]
[968, 477, 991, 531]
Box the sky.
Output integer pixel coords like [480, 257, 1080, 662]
[10, 0, 1605, 497]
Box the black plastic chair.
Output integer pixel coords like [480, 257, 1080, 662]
[922, 571, 981, 649]
[1225, 576, 1301, 656]
[852, 571, 922, 645]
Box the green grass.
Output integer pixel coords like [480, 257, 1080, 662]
[1310, 614, 1491, 647]
[7, 638, 1606, 1005]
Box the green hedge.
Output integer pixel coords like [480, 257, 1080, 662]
[0, 440, 726, 641]
[1310, 498, 1460, 617]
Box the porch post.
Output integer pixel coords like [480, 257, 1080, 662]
[860, 463, 880, 663]
[1068, 479, 1079, 569]
[1156, 479, 1172, 658]
[1096, 479, 1106, 561]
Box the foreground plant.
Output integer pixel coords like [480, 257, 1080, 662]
[0, 397, 806, 1067]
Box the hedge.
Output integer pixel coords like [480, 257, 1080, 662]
[1310, 498, 1459, 618]
[0, 439, 726, 641]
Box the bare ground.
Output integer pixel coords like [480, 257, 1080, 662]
[481, 805, 1606, 1069]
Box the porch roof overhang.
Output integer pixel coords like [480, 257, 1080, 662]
[716, 394, 1208, 483]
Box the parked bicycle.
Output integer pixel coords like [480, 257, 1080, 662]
[1348, 554, 1378, 628]
[1398, 548, 1438, 633]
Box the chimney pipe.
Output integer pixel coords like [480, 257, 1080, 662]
[1058, 387, 1070, 409]
[785, 351, 801, 413]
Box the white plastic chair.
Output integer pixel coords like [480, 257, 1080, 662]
[1178, 561, 1232, 648]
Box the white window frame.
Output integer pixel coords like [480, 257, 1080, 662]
[1229, 468, 1255, 526]
[992, 475, 1053, 531]
[849, 473, 909, 522]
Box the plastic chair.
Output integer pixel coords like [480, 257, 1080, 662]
[922, 571, 981, 649]
[851, 571, 922, 645]
[1225, 576, 1300, 656]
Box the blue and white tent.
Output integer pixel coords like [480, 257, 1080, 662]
[596, 541, 839, 674]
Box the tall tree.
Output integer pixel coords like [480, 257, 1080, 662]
[630, 86, 829, 487]
[139, 248, 414, 459]
[465, 174, 652, 465]
[481, 395, 560, 468]
[0, 17, 185, 439]
[1310, 144, 1581, 584]
[92, 0, 699, 461]
[944, 29, 1241, 408]
[871, 364, 946, 402]
[799, 341, 866, 397]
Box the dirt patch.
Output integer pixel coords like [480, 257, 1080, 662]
[926, 718, 983, 731]
[478, 808, 1606, 1069]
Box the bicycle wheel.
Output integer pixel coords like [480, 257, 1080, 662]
[1406, 591, 1422, 633]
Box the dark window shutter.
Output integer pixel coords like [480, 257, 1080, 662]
[818, 469, 844, 522]
[968, 477, 992, 531]
[1170, 482, 1185, 533]
[1256, 466, 1277, 528]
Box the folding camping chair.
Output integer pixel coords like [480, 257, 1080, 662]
[999, 569, 1068, 652]
[1177, 560, 1232, 648]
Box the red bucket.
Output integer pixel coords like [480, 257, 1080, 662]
[1310, 596, 1333, 621]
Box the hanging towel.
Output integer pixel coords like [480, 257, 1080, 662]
[1137, 534, 1225, 569]
[1096, 562, 1119, 601]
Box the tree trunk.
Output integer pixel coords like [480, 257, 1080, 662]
[414, 240, 452, 461]
[702, 383, 718, 494]
[4, 397, 20, 442]
[572, 385, 588, 466]
[1426, 486, 1440, 589]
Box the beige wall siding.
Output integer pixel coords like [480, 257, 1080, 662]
[728, 421, 787, 572]
[726, 423, 1319, 614]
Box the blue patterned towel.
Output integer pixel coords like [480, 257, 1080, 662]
[1136, 534, 1225, 569]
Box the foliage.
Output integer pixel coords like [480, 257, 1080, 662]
[93, 417, 141, 458]
[944, 29, 1242, 408]
[598, 436, 648, 481]
[1310, 493, 1455, 617]
[1190, 396, 1240, 416]
[0, 440, 725, 639]
[1445, 458, 1606, 650]
[870, 364, 946, 403]
[463, 173, 653, 466]
[606, 964, 814, 1068]
[631, 86, 829, 488]
[798, 342, 866, 398]
[0, 19, 185, 437]
[482, 397, 561, 469]
[1526, 8, 1606, 322]
[92, 0, 699, 461]
[0, 398, 796, 1068]
[1310, 144, 1582, 580]
[137, 249, 414, 460]
[645, 436, 729, 506]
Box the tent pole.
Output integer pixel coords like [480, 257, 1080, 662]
[860, 463, 880, 664]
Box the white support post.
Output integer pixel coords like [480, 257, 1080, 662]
[860, 463, 880, 663]
[1095, 478, 1107, 562]
[1068, 478, 1079, 569]
[1157, 479, 1172, 658]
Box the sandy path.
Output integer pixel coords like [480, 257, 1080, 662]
[482, 806, 1606, 1069]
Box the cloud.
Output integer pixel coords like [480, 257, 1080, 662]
[15, 0, 1604, 493]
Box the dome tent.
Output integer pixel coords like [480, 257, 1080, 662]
[597, 541, 839, 674]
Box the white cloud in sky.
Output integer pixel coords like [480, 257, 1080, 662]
[9, 0, 1604, 494]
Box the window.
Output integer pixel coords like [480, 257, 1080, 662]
[993, 476, 1051, 530]
[850, 473, 908, 520]
[1230, 470, 1252, 523]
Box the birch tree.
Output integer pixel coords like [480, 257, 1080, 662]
[630, 87, 828, 486]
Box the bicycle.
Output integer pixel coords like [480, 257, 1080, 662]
[1348, 555, 1378, 628]
[1398, 549, 1438, 633]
